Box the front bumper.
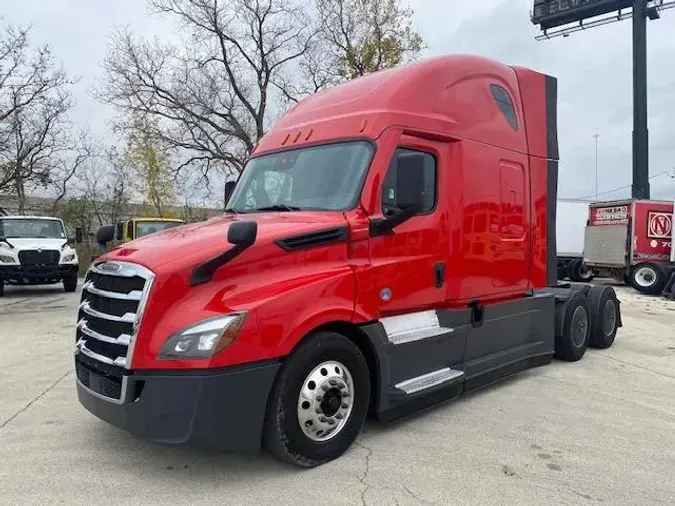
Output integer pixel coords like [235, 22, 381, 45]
[75, 354, 281, 452]
[0, 263, 78, 281]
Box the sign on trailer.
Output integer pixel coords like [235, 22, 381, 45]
[648, 212, 672, 239]
[531, 0, 634, 29]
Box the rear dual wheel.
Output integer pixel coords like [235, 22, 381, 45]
[263, 331, 370, 468]
[555, 286, 620, 361]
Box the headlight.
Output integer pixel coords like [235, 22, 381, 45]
[62, 253, 76, 262]
[0, 254, 14, 263]
[157, 312, 247, 360]
[0, 242, 10, 250]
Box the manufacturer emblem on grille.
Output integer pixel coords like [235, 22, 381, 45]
[98, 262, 121, 272]
[37, 248, 42, 253]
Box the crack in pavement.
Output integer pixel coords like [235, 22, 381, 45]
[403, 484, 436, 505]
[355, 441, 374, 506]
[0, 369, 73, 429]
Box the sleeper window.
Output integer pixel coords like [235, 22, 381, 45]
[382, 148, 437, 216]
[490, 84, 519, 132]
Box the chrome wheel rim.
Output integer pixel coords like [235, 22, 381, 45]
[297, 361, 354, 442]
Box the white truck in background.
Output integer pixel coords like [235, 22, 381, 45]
[556, 198, 595, 282]
[0, 216, 81, 296]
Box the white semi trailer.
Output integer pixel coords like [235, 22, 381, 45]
[556, 198, 595, 282]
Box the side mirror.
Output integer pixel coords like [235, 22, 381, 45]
[227, 220, 257, 247]
[224, 181, 236, 205]
[75, 226, 83, 244]
[115, 221, 124, 241]
[395, 153, 426, 211]
[96, 224, 115, 247]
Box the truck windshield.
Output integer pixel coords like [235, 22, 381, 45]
[136, 221, 183, 238]
[0, 218, 66, 239]
[226, 141, 374, 212]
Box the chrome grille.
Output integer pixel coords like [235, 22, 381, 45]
[75, 261, 154, 391]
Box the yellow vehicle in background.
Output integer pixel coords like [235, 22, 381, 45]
[93, 217, 185, 258]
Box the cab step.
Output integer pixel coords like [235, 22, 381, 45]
[394, 367, 464, 394]
[380, 310, 453, 345]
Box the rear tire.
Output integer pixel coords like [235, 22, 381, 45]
[629, 263, 666, 295]
[586, 285, 620, 349]
[63, 275, 78, 293]
[263, 331, 370, 468]
[555, 290, 590, 362]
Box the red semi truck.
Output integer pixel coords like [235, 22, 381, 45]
[582, 199, 675, 294]
[74, 55, 623, 467]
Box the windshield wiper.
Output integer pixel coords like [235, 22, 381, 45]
[254, 204, 303, 212]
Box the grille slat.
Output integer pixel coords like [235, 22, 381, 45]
[75, 261, 154, 396]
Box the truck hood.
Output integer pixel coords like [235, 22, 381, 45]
[101, 212, 348, 272]
[1, 237, 68, 251]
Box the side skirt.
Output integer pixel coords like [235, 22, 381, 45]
[360, 293, 556, 424]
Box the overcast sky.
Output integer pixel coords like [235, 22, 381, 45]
[3, 0, 675, 201]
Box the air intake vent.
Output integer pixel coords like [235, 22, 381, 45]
[275, 226, 348, 252]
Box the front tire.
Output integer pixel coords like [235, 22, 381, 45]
[63, 274, 78, 293]
[263, 331, 370, 468]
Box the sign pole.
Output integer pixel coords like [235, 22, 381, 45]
[632, 0, 650, 199]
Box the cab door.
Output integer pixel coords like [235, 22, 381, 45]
[368, 135, 449, 317]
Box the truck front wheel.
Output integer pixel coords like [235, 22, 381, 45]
[63, 274, 78, 293]
[263, 331, 370, 468]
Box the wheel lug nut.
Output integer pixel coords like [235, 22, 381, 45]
[321, 385, 329, 391]
[341, 403, 349, 409]
[320, 416, 328, 423]
[316, 396, 323, 402]
[329, 379, 337, 386]
[335, 413, 343, 419]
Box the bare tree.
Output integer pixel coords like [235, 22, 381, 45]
[0, 23, 79, 212]
[96, 0, 318, 184]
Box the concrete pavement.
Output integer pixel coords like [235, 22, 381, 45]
[1, 283, 674, 505]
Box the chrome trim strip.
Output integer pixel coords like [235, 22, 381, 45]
[76, 339, 127, 367]
[91, 260, 154, 279]
[125, 272, 155, 368]
[78, 319, 131, 346]
[83, 280, 142, 301]
[80, 300, 136, 323]
[75, 375, 128, 405]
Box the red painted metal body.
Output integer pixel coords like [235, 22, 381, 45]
[96, 55, 554, 371]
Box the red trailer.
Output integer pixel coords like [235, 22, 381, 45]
[583, 199, 675, 294]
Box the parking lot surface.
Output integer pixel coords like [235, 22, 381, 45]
[1, 282, 674, 505]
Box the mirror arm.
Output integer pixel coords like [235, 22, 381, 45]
[369, 205, 421, 237]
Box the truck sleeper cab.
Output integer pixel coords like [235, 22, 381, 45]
[74, 55, 622, 468]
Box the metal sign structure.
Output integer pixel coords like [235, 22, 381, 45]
[530, 0, 675, 201]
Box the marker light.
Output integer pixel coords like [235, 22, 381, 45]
[158, 312, 246, 360]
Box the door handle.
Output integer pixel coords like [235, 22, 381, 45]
[434, 262, 445, 288]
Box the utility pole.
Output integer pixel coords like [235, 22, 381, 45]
[593, 133, 599, 200]
[632, 0, 650, 199]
